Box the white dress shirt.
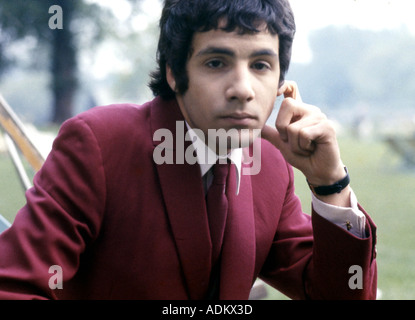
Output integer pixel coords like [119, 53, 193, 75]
[186, 124, 367, 239]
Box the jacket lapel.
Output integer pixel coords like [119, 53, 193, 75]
[219, 161, 256, 300]
[150, 97, 212, 300]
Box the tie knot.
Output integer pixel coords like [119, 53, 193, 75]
[213, 161, 229, 185]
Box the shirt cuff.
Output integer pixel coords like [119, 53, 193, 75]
[311, 188, 367, 238]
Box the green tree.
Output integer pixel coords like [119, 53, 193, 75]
[0, 0, 143, 124]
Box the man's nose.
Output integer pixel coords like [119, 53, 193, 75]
[225, 66, 255, 103]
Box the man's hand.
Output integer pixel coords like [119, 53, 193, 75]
[262, 81, 351, 207]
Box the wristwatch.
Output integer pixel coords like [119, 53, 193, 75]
[307, 167, 350, 196]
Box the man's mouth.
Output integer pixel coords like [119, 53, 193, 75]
[220, 112, 257, 127]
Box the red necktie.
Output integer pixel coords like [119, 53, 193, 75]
[206, 161, 229, 266]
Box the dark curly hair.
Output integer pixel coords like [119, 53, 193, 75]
[149, 0, 296, 100]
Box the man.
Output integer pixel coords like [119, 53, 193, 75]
[0, 0, 377, 299]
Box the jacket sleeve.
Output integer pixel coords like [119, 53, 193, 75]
[0, 116, 107, 299]
[259, 163, 377, 300]
[305, 207, 377, 300]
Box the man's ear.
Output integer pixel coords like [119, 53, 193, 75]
[166, 65, 177, 93]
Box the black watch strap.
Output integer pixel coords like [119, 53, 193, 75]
[308, 167, 350, 196]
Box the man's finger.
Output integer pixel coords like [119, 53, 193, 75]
[261, 124, 307, 166]
[261, 125, 282, 150]
[276, 98, 324, 143]
[278, 81, 302, 102]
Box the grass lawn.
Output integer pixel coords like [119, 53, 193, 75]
[1, 135, 414, 300]
[339, 137, 415, 300]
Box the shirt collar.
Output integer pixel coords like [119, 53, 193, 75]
[186, 122, 242, 195]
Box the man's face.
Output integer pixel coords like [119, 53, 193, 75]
[168, 25, 281, 154]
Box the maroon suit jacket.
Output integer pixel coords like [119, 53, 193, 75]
[0, 97, 377, 300]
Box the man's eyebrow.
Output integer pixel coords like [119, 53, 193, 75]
[196, 47, 235, 57]
[250, 49, 278, 58]
[195, 47, 278, 58]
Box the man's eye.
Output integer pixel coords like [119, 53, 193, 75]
[252, 62, 271, 71]
[206, 60, 224, 69]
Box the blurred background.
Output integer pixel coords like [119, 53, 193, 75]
[0, 0, 414, 300]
